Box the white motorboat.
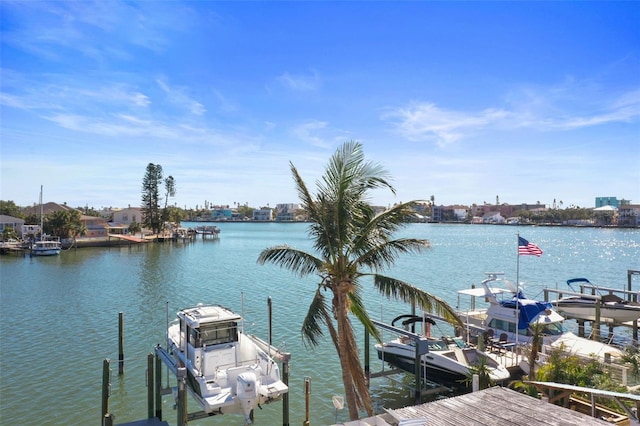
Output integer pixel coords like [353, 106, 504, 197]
[167, 304, 288, 424]
[456, 273, 623, 361]
[375, 314, 511, 385]
[552, 278, 640, 324]
[31, 237, 61, 256]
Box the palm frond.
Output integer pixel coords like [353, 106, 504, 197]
[356, 238, 430, 271]
[257, 246, 322, 276]
[374, 274, 462, 326]
[358, 201, 424, 243]
[290, 162, 316, 213]
[347, 290, 381, 342]
[301, 288, 330, 348]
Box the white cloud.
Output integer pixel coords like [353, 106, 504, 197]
[156, 78, 206, 115]
[278, 70, 320, 91]
[383, 102, 510, 146]
[384, 84, 640, 146]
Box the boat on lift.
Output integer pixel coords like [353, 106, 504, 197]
[552, 278, 640, 324]
[375, 313, 511, 385]
[456, 273, 623, 361]
[166, 304, 288, 424]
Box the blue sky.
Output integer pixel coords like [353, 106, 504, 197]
[1, 1, 639, 210]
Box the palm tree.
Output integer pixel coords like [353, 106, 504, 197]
[257, 141, 461, 420]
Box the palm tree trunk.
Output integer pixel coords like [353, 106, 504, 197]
[333, 285, 374, 420]
[336, 303, 360, 419]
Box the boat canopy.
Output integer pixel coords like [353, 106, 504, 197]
[500, 298, 554, 330]
[457, 287, 512, 298]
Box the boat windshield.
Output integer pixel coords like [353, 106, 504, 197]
[538, 322, 564, 336]
[191, 321, 238, 347]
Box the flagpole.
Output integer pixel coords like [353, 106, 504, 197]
[515, 233, 520, 365]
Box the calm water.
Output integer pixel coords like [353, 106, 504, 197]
[1, 223, 639, 425]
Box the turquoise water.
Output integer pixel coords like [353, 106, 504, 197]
[1, 223, 638, 425]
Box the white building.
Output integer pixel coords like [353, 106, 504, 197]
[112, 207, 143, 225]
[253, 208, 273, 221]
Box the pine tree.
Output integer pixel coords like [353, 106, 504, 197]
[141, 163, 163, 234]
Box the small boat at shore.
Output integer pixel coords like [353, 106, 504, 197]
[167, 304, 288, 424]
[456, 273, 623, 361]
[375, 313, 511, 385]
[31, 237, 61, 256]
[552, 278, 640, 324]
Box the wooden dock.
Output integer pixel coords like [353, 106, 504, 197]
[107, 234, 148, 243]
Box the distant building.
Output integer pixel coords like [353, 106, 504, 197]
[595, 197, 632, 208]
[275, 203, 300, 221]
[253, 208, 273, 221]
[0, 215, 25, 238]
[618, 204, 640, 226]
[22, 201, 75, 216]
[82, 215, 109, 237]
[112, 208, 143, 225]
[212, 208, 233, 220]
[596, 197, 619, 208]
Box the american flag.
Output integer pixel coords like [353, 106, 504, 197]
[518, 236, 543, 256]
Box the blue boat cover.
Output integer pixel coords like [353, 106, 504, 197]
[500, 298, 553, 329]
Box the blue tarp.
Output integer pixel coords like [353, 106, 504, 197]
[500, 298, 552, 329]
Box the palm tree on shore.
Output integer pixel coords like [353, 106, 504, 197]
[257, 141, 460, 420]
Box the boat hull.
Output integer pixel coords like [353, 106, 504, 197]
[375, 344, 510, 385]
[31, 248, 61, 256]
[554, 301, 640, 323]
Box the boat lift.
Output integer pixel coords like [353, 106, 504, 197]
[365, 318, 441, 404]
[544, 273, 640, 342]
[101, 300, 292, 426]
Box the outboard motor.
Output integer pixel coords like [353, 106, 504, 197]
[237, 371, 258, 424]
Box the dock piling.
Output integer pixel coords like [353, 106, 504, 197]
[118, 312, 124, 375]
[303, 377, 311, 426]
[155, 352, 162, 421]
[147, 353, 154, 419]
[177, 367, 187, 426]
[101, 358, 111, 423]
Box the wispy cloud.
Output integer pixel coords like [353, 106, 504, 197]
[384, 84, 640, 146]
[278, 70, 321, 91]
[383, 103, 509, 146]
[156, 78, 206, 116]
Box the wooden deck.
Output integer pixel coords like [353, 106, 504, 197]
[337, 386, 616, 425]
[107, 234, 148, 243]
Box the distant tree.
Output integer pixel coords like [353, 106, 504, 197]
[23, 213, 39, 225]
[76, 205, 101, 217]
[46, 209, 82, 238]
[128, 221, 142, 237]
[0, 200, 24, 218]
[1, 227, 18, 241]
[162, 175, 177, 226]
[141, 163, 164, 234]
[165, 206, 184, 224]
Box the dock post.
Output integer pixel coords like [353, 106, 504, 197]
[414, 343, 421, 404]
[103, 413, 114, 426]
[118, 312, 124, 375]
[147, 353, 154, 419]
[155, 351, 162, 420]
[364, 330, 370, 387]
[593, 303, 601, 342]
[101, 359, 111, 421]
[282, 357, 290, 426]
[268, 296, 273, 345]
[303, 377, 311, 426]
[177, 367, 187, 426]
